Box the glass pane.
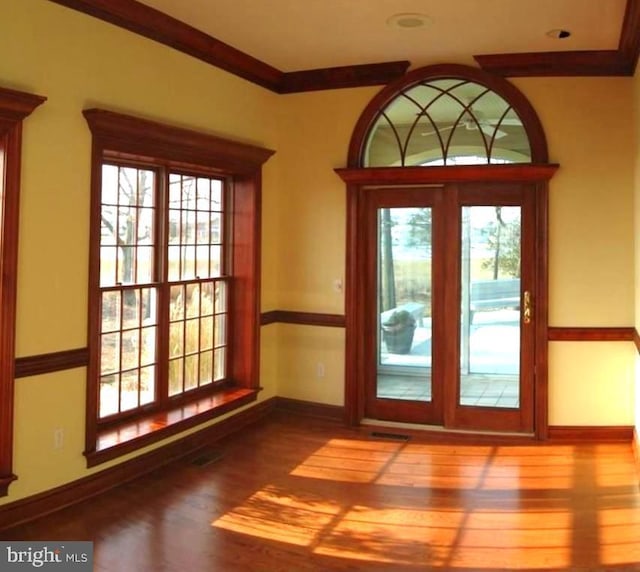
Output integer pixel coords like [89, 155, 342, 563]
[169, 358, 183, 396]
[140, 326, 156, 367]
[197, 177, 210, 209]
[201, 282, 214, 316]
[200, 350, 213, 385]
[168, 173, 224, 280]
[200, 316, 213, 350]
[122, 290, 140, 330]
[185, 283, 199, 318]
[491, 108, 531, 163]
[101, 165, 119, 205]
[168, 209, 181, 245]
[141, 288, 157, 325]
[214, 314, 226, 347]
[120, 369, 139, 412]
[100, 246, 117, 287]
[168, 284, 183, 317]
[185, 318, 199, 354]
[100, 205, 117, 245]
[121, 330, 139, 370]
[101, 291, 121, 332]
[169, 322, 184, 358]
[168, 245, 181, 281]
[215, 281, 226, 314]
[364, 79, 533, 167]
[99, 375, 119, 418]
[364, 113, 402, 167]
[377, 207, 432, 402]
[211, 213, 222, 243]
[140, 365, 155, 405]
[210, 246, 222, 276]
[460, 206, 521, 408]
[214, 348, 226, 381]
[196, 245, 210, 277]
[100, 333, 120, 375]
[185, 355, 198, 391]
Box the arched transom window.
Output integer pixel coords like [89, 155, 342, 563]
[363, 76, 535, 167]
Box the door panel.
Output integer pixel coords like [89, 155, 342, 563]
[451, 186, 535, 433]
[364, 183, 535, 433]
[365, 188, 444, 425]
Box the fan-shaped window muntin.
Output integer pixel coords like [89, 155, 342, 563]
[364, 79, 532, 167]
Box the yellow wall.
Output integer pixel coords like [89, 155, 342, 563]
[634, 65, 640, 435]
[0, 0, 281, 503]
[515, 77, 636, 425]
[276, 77, 636, 426]
[1, 0, 637, 505]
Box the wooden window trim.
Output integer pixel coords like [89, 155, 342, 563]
[0, 87, 46, 496]
[83, 109, 274, 467]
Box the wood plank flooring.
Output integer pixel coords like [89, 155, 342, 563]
[2, 412, 640, 571]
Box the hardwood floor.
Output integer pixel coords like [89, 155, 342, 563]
[2, 412, 640, 571]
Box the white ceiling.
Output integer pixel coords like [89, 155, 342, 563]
[137, 0, 627, 72]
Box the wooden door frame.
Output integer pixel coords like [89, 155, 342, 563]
[335, 164, 558, 438]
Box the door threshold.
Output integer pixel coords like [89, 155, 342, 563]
[361, 418, 535, 440]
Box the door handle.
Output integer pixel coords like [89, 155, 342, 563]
[523, 290, 532, 324]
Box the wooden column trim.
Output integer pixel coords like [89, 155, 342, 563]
[0, 86, 47, 497]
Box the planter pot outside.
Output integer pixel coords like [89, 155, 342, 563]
[382, 325, 416, 354]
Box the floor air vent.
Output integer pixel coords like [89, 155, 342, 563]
[370, 431, 410, 441]
[191, 451, 224, 467]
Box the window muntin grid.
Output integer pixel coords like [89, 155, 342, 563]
[168, 279, 227, 396]
[168, 174, 223, 281]
[98, 166, 228, 420]
[167, 174, 228, 397]
[100, 286, 157, 417]
[364, 79, 532, 167]
[100, 165, 156, 287]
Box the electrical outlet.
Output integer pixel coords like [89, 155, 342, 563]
[316, 362, 325, 378]
[53, 428, 64, 450]
[333, 278, 343, 293]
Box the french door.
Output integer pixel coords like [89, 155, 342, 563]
[363, 183, 536, 433]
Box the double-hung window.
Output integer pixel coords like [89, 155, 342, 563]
[84, 109, 274, 466]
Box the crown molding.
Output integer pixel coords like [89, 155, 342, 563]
[48, 0, 284, 91]
[49, 0, 640, 89]
[47, 0, 408, 93]
[475, 0, 640, 77]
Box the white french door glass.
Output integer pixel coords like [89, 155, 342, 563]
[459, 206, 521, 409]
[376, 207, 432, 402]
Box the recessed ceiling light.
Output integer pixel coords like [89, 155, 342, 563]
[546, 28, 571, 39]
[387, 13, 432, 29]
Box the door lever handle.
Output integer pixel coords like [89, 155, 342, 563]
[523, 290, 532, 324]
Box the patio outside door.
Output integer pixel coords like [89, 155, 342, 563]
[366, 183, 535, 434]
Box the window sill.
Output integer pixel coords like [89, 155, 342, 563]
[85, 387, 259, 468]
